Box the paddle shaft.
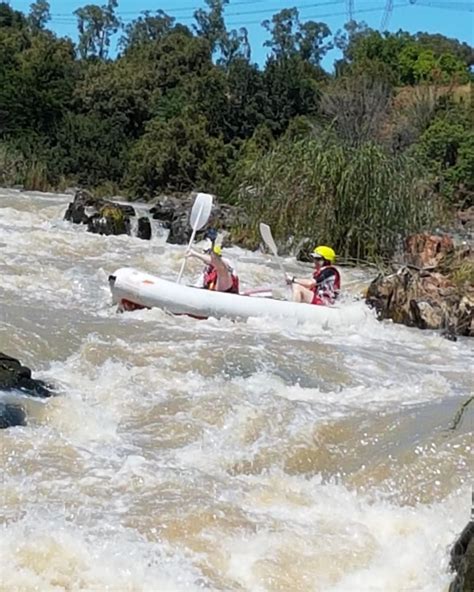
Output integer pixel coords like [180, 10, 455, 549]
[176, 204, 203, 284]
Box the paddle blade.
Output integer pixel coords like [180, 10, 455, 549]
[191, 192, 213, 231]
[259, 222, 278, 257]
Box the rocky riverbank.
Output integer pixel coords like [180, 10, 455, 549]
[366, 234, 473, 338]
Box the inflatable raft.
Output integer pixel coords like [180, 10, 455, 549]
[109, 267, 368, 326]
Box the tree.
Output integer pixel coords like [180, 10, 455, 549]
[28, 0, 50, 33]
[263, 8, 332, 65]
[74, 0, 121, 60]
[263, 56, 322, 136]
[120, 10, 175, 52]
[320, 74, 392, 146]
[0, 2, 27, 29]
[193, 0, 250, 66]
[125, 111, 231, 196]
[415, 116, 474, 204]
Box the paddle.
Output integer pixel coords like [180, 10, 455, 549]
[177, 192, 213, 284]
[259, 223, 288, 278]
[259, 223, 292, 299]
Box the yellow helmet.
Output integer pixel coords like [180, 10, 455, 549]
[312, 245, 336, 263]
[212, 245, 222, 256]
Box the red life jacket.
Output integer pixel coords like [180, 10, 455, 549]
[203, 265, 239, 294]
[203, 265, 218, 290]
[312, 265, 341, 305]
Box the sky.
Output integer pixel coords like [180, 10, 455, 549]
[9, 0, 474, 70]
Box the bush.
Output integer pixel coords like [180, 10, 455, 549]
[235, 136, 443, 261]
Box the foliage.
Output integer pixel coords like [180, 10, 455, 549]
[263, 8, 332, 66]
[74, 0, 120, 60]
[235, 136, 441, 261]
[320, 74, 392, 146]
[28, 1, 50, 33]
[0, 2, 472, 261]
[414, 113, 474, 206]
[125, 111, 232, 197]
[337, 24, 471, 86]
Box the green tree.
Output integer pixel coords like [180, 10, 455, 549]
[263, 8, 332, 66]
[415, 117, 474, 204]
[119, 10, 175, 52]
[263, 55, 322, 136]
[28, 0, 50, 33]
[74, 0, 121, 60]
[0, 2, 27, 29]
[125, 111, 231, 196]
[193, 0, 250, 66]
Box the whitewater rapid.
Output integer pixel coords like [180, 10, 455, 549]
[1, 189, 472, 592]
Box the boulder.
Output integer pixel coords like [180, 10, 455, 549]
[403, 233, 454, 269]
[449, 521, 474, 592]
[0, 352, 54, 429]
[151, 194, 247, 246]
[0, 353, 53, 397]
[65, 190, 247, 246]
[0, 403, 26, 429]
[366, 234, 473, 337]
[137, 216, 152, 240]
[64, 190, 151, 239]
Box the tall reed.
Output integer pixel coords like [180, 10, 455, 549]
[236, 137, 443, 261]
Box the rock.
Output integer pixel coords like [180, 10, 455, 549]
[151, 194, 247, 246]
[366, 233, 473, 337]
[87, 205, 130, 236]
[150, 196, 183, 228]
[0, 352, 55, 429]
[137, 217, 152, 240]
[403, 233, 454, 269]
[294, 237, 313, 262]
[457, 206, 474, 229]
[449, 521, 474, 592]
[0, 403, 27, 429]
[64, 190, 145, 238]
[0, 353, 53, 398]
[366, 265, 473, 337]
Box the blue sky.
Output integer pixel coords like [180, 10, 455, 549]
[10, 0, 474, 69]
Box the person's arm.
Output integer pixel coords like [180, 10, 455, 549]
[286, 274, 315, 289]
[186, 249, 211, 265]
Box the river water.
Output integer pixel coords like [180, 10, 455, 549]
[0, 189, 472, 592]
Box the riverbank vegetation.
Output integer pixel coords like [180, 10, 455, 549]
[0, 1, 472, 259]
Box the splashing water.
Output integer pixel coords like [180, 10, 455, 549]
[1, 189, 472, 592]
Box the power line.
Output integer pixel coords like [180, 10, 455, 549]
[409, 0, 474, 10]
[48, 2, 389, 25]
[226, 3, 409, 25]
[52, 0, 344, 17]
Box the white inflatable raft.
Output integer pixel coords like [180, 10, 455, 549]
[109, 267, 368, 326]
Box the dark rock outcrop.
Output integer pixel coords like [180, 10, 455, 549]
[65, 190, 245, 246]
[64, 190, 140, 238]
[0, 353, 54, 429]
[137, 216, 152, 240]
[0, 403, 26, 428]
[366, 234, 473, 337]
[449, 521, 474, 592]
[150, 194, 247, 245]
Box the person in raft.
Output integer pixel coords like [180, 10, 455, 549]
[286, 245, 340, 305]
[185, 231, 239, 294]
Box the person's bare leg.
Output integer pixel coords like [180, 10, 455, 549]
[292, 284, 314, 303]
